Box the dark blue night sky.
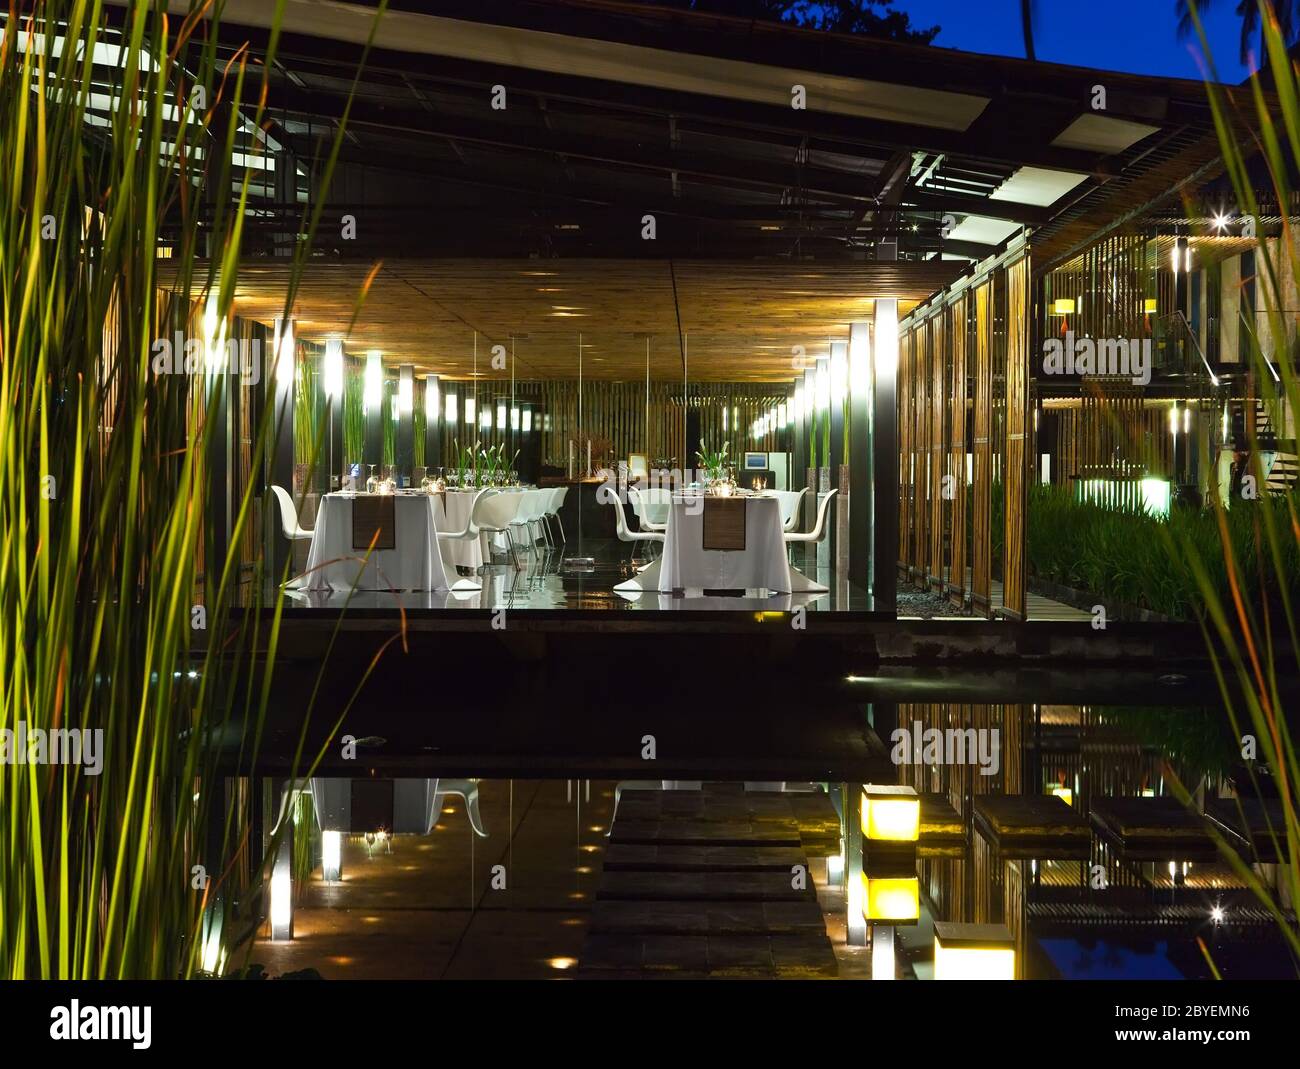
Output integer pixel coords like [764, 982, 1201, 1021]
[902, 0, 1254, 82]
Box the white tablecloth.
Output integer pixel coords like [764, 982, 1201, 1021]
[657, 494, 792, 593]
[295, 493, 456, 592]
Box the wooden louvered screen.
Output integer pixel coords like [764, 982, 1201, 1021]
[1001, 254, 1030, 621]
[912, 322, 929, 586]
[947, 294, 968, 608]
[928, 313, 946, 590]
[904, 330, 915, 577]
[971, 279, 993, 617]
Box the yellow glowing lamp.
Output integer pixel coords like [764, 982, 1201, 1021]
[1144, 297, 1158, 314]
[861, 784, 920, 843]
[861, 874, 920, 923]
[933, 921, 1015, 980]
[1052, 298, 1076, 315]
[1050, 785, 1074, 807]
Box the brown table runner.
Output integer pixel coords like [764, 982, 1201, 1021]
[352, 494, 396, 551]
[701, 496, 746, 551]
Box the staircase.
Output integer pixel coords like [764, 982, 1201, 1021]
[1227, 397, 1297, 496]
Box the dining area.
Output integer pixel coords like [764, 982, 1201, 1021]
[278, 474, 568, 599]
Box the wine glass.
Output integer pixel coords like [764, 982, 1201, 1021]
[364, 463, 378, 494]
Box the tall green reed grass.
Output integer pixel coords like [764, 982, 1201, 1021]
[0, 0, 390, 979]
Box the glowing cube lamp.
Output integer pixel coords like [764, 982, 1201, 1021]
[861, 784, 920, 844]
[933, 921, 1015, 980]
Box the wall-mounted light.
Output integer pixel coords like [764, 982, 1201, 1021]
[497, 402, 507, 430]
[203, 292, 227, 374]
[1052, 298, 1076, 315]
[933, 921, 1015, 980]
[875, 300, 899, 378]
[324, 339, 344, 401]
[830, 341, 848, 407]
[793, 385, 805, 420]
[778, 402, 788, 427]
[510, 406, 520, 431]
[445, 390, 457, 425]
[272, 317, 295, 386]
[1144, 297, 1158, 314]
[522, 409, 533, 432]
[398, 371, 413, 416]
[480, 406, 491, 430]
[425, 375, 440, 420]
[321, 830, 342, 882]
[464, 396, 476, 426]
[1169, 401, 1180, 437]
[363, 351, 383, 413]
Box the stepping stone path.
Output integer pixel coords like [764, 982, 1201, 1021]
[578, 784, 840, 978]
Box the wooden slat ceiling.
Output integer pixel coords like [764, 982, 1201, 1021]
[171, 258, 952, 380]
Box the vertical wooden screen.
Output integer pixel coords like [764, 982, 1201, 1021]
[928, 313, 946, 590]
[971, 280, 993, 617]
[912, 323, 929, 586]
[898, 328, 914, 574]
[1002, 254, 1030, 620]
[947, 294, 968, 608]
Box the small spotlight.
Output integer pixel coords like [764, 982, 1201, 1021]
[1213, 213, 1229, 231]
[1211, 904, 1225, 924]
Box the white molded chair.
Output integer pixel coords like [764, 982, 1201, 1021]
[509, 488, 549, 554]
[543, 486, 568, 544]
[629, 486, 670, 532]
[609, 493, 664, 559]
[437, 486, 492, 546]
[783, 488, 837, 544]
[271, 484, 312, 541]
[771, 487, 809, 532]
[473, 490, 524, 569]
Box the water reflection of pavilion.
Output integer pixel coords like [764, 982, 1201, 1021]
[893, 703, 1292, 979]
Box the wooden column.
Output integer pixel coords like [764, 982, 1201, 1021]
[397, 364, 415, 484]
[947, 295, 969, 608]
[1000, 255, 1031, 621]
[848, 321, 873, 590]
[912, 322, 929, 588]
[897, 327, 912, 580]
[871, 306, 899, 615]
[971, 280, 993, 618]
[929, 313, 946, 591]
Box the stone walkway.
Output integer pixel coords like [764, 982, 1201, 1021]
[578, 784, 841, 978]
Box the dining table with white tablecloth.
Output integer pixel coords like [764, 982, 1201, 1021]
[291, 491, 478, 593]
[614, 491, 828, 597]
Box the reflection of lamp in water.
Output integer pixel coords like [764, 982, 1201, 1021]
[861, 784, 920, 843]
[861, 873, 920, 922]
[861, 857, 919, 981]
[933, 921, 1015, 980]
